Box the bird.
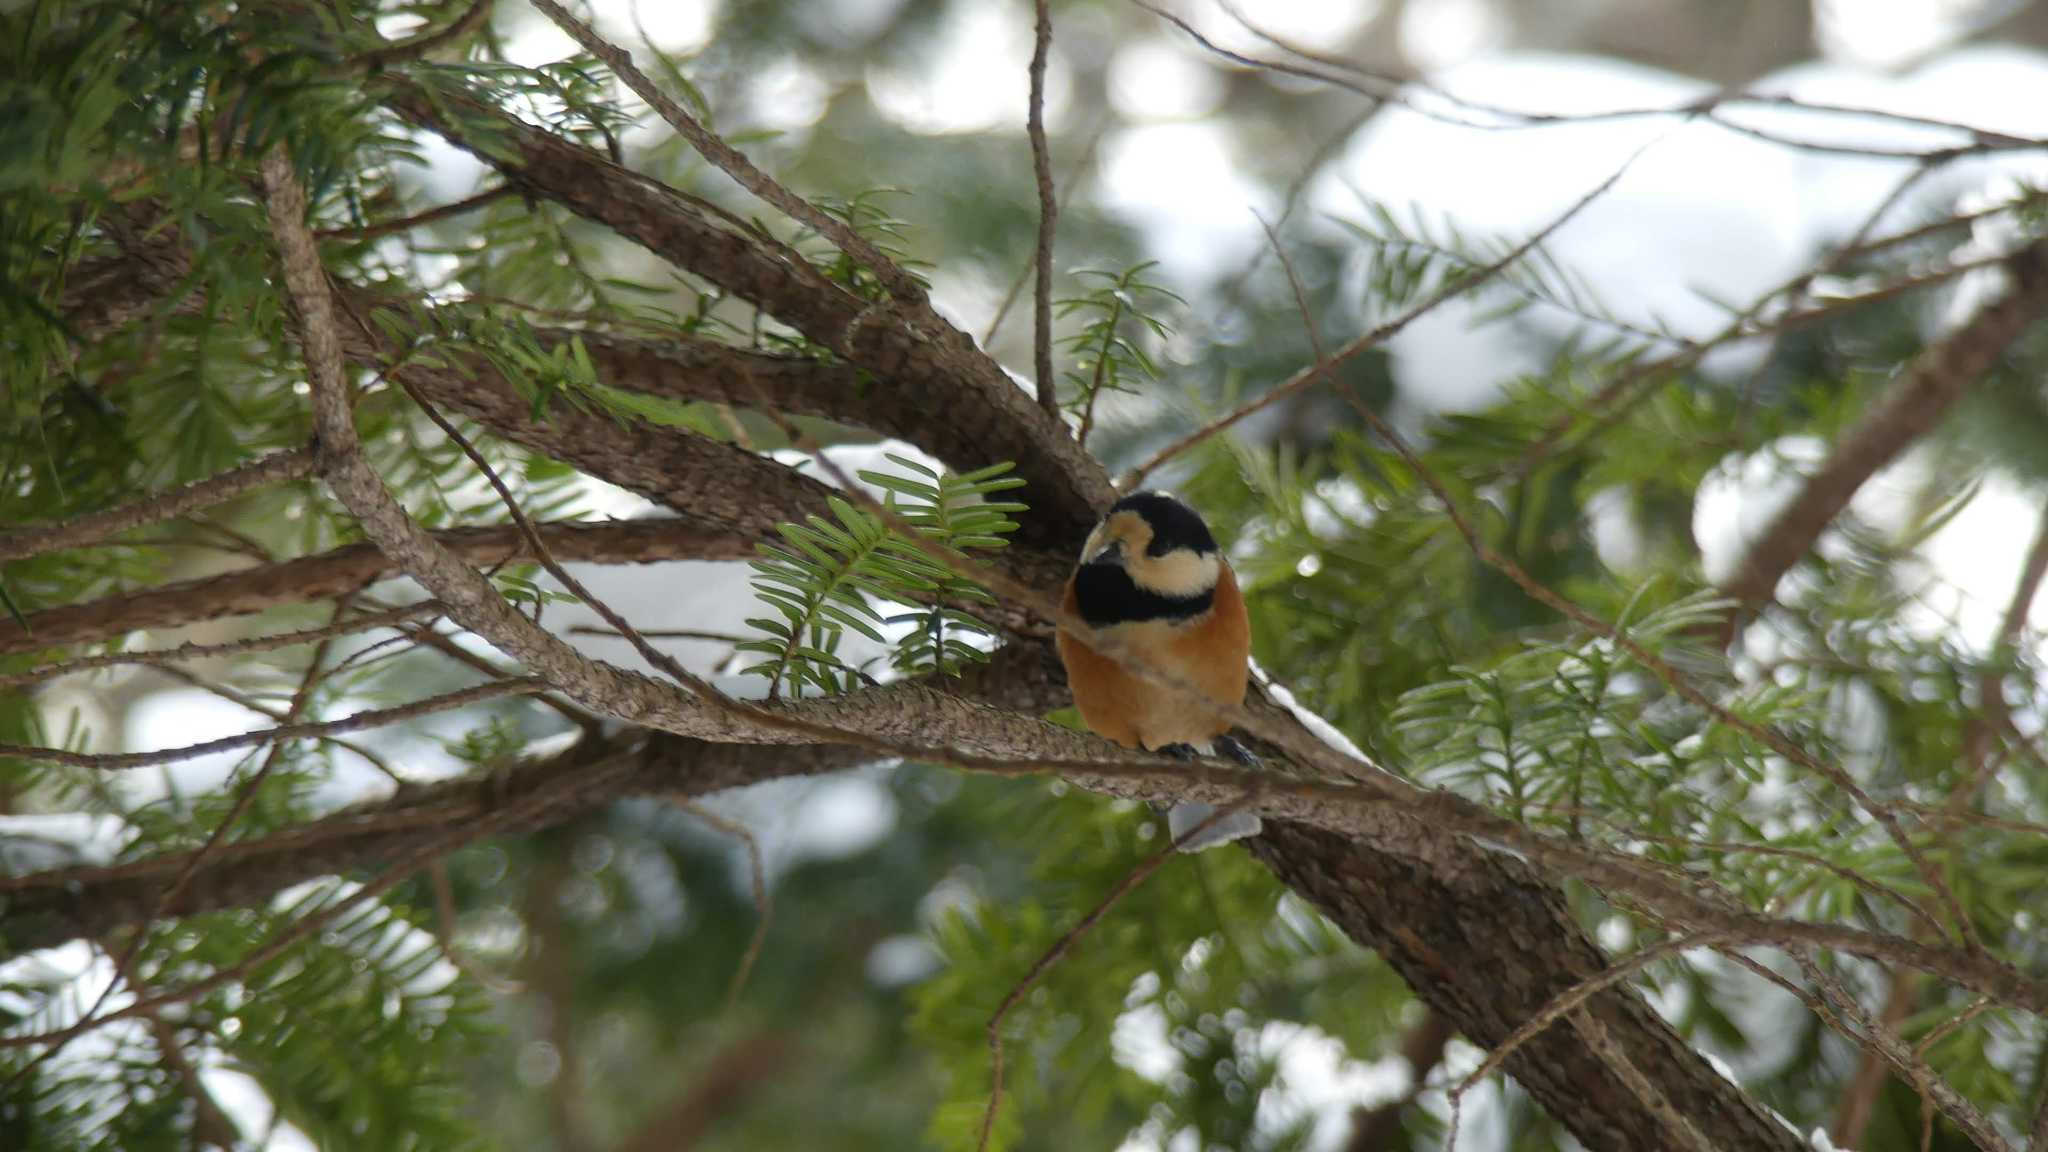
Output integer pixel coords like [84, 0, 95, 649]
[1056, 491, 1263, 852]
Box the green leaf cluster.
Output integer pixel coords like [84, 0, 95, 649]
[737, 457, 1024, 697]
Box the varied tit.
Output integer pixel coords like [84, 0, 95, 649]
[1056, 491, 1263, 852]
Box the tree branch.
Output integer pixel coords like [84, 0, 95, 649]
[609, 1032, 790, 1152]
[1717, 244, 2048, 626]
[1026, 0, 1059, 416]
[529, 0, 925, 305]
[376, 77, 1112, 548]
[0, 678, 541, 770]
[0, 447, 313, 565]
[0, 519, 745, 659]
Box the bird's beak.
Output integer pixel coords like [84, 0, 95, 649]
[1086, 539, 1125, 568]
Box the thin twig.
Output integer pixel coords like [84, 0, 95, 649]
[975, 803, 1243, 1152]
[1947, 505, 2048, 823]
[567, 625, 751, 644]
[1513, 241, 2032, 478]
[1444, 932, 1728, 1148]
[0, 678, 542, 770]
[0, 751, 641, 1051]
[1716, 243, 2048, 631]
[1834, 968, 1922, 1147]
[11, 602, 355, 1080]
[1137, 0, 2045, 161]
[387, 373, 735, 709]
[1798, 955, 2018, 1152]
[1119, 137, 1655, 489]
[671, 798, 771, 1012]
[317, 185, 517, 241]
[352, 0, 494, 71]
[1026, 0, 1059, 417]
[146, 1011, 241, 1149]
[0, 602, 444, 692]
[984, 125, 1103, 347]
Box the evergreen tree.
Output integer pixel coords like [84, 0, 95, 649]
[3, 3, 2048, 1151]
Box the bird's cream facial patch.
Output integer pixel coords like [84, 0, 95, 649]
[1129, 547, 1220, 598]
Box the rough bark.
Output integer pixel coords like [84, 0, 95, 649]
[0, 520, 746, 658]
[379, 79, 1113, 551]
[1250, 825, 1800, 1152]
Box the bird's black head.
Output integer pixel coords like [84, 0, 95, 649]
[1072, 491, 1222, 626]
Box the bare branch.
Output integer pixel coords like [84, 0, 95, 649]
[316, 184, 516, 240]
[985, 124, 1104, 347]
[1718, 245, 2048, 624]
[1835, 970, 1922, 1148]
[977, 803, 1244, 1152]
[0, 678, 542, 770]
[147, 1013, 240, 1150]
[0, 447, 313, 565]
[1120, 137, 1654, 489]
[352, 0, 493, 71]
[0, 520, 745, 660]
[1026, 0, 1059, 417]
[1797, 956, 2017, 1152]
[0, 601, 442, 691]
[670, 798, 770, 1012]
[0, 749, 644, 1051]
[610, 1031, 791, 1152]
[1139, 0, 2046, 161]
[1514, 240, 2038, 478]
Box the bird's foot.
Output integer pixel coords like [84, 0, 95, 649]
[1215, 734, 1261, 766]
[1157, 742, 1201, 760]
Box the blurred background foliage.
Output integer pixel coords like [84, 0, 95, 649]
[7, 0, 2048, 1150]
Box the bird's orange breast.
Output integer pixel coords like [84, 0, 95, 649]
[1057, 563, 1250, 751]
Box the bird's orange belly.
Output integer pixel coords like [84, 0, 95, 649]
[1058, 622, 1246, 751]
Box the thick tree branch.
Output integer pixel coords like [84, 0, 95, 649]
[0, 519, 744, 659]
[336, 289, 1070, 624]
[1717, 244, 2048, 624]
[528, 0, 924, 305]
[377, 77, 1111, 549]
